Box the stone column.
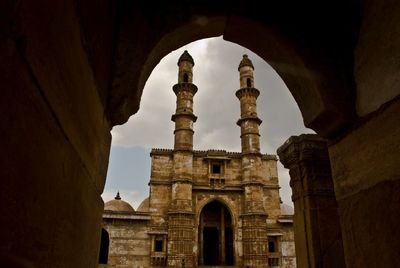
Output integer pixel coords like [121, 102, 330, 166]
[277, 134, 346, 268]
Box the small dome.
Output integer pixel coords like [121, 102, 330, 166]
[238, 54, 254, 71]
[280, 203, 294, 215]
[178, 50, 194, 66]
[104, 192, 135, 213]
[137, 197, 149, 212]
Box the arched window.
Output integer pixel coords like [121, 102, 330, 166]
[246, 78, 251, 87]
[183, 73, 189, 82]
[99, 228, 109, 264]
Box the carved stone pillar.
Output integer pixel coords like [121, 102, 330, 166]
[277, 134, 346, 268]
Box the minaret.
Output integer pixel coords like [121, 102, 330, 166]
[236, 55, 268, 267]
[167, 50, 196, 267]
[236, 54, 262, 155]
[171, 50, 197, 150]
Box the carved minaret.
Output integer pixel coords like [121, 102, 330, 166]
[236, 55, 268, 267]
[167, 50, 197, 267]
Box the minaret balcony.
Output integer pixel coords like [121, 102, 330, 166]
[236, 115, 262, 126]
[235, 87, 260, 99]
[171, 112, 197, 122]
[173, 83, 198, 95]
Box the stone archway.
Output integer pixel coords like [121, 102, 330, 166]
[3, 1, 400, 268]
[198, 201, 234, 266]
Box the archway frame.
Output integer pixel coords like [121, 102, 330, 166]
[109, 3, 358, 138]
[195, 197, 237, 228]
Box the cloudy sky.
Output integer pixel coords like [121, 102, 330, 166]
[102, 37, 314, 209]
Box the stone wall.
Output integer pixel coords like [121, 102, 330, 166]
[103, 219, 151, 268]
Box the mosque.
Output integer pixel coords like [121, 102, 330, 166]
[99, 51, 295, 268]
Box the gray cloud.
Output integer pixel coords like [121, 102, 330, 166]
[106, 37, 313, 207]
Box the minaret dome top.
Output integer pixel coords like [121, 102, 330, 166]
[238, 54, 254, 71]
[178, 50, 195, 66]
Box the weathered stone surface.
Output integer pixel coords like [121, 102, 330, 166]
[329, 98, 400, 199]
[0, 38, 104, 268]
[329, 99, 400, 267]
[75, 0, 116, 107]
[355, 0, 400, 116]
[16, 0, 112, 192]
[337, 180, 400, 267]
[103, 219, 151, 268]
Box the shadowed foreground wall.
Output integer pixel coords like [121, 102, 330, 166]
[0, 1, 113, 267]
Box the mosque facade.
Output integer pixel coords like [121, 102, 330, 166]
[99, 51, 296, 268]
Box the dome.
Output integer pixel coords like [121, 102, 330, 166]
[280, 203, 294, 215]
[104, 192, 135, 213]
[238, 54, 254, 71]
[137, 197, 149, 212]
[177, 50, 194, 66]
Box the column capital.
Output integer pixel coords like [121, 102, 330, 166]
[277, 134, 333, 202]
[277, 134, 329, 169]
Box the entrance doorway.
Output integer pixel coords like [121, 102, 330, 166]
[199, 201, 234, 266]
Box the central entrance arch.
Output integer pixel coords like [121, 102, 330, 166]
[198, 200, 234, 266]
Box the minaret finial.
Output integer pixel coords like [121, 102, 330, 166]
[238, 54, 254, 71]
[177, 50, 195, 66]
[115, 191, 121, 200]
[238, 54, 255, 89]
[177, 50, 195, 84]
